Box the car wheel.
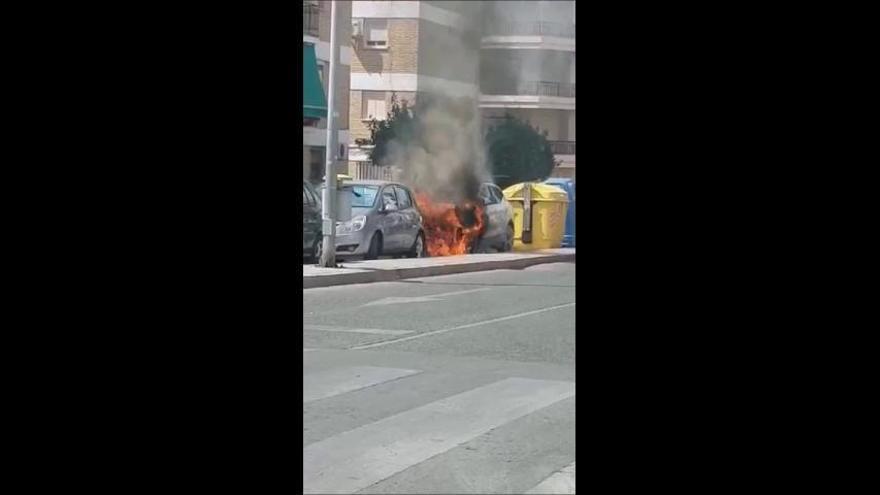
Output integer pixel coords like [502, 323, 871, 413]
[502, 223, 515, 252]
[365, 232, 382, 260]
[312, 238, 323, 263]
[408, 232, 427, 258]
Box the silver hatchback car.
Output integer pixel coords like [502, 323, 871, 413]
[475, 182, 515, 252]
[322, 180, 427, 260]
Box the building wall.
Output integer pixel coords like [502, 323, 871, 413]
[485, 108, 573, 141]
[347, 1, 574, 182]
[318, 1, 352, 42]
[567, 111, 575, 140]
[313, 1, 351, 132]
[416, 20, 480, 84]
[349, 90, 367, 143]
[481, 49, 575, 92]
[349, 90, 416, 145]
[350, 19, 419, 74]
[551, 166, 575, 181]
[348, 1, 482, 166]
[304, 0, 352, 177]
[479, 1, 576, 182]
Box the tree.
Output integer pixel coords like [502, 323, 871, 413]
[485, 116, 559, 189]
[357, 98, 558, 191]
[355, 94, 415, 166]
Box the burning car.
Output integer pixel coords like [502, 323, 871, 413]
[412, 182, 514, 256]
[413, 192, 484, 257]
[321, 180, 427, 260]
[476, 182, 515, 253]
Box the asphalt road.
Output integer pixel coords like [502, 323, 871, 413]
[303, 263, 576, 494]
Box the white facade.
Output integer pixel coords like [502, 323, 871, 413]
[478, 1, 576, 180]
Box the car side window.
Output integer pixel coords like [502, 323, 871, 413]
[479, 185, 496, 205]
[394, 186, 412, 209]
[382, 186, 398, 209]
[304, 182, 318, 207]
[491, 186, 504, 204]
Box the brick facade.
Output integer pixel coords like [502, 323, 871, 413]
[349, 90, 369, 143]
[349, 90, 417, 146]
[351, 19, 419, 74]
[335, 66, 350, 131]
[305, 1, 352, 176]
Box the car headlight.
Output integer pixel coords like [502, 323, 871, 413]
[336, 215, 366, 234]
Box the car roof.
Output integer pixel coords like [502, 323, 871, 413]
[345, 180, 407, 188]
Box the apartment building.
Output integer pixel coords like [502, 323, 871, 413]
[347, 0, 483, 179]
[480, 0, 576, 181]
[344, 1, 576, 182]
[302, 0, 352, 183]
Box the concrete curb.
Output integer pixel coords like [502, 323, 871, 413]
[303, 253, 575, 289]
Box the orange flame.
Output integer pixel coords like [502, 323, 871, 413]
[414, 192, 485, 257]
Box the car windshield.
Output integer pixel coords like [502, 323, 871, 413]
[350, 185, 379, 208]
[317, 185, 380, 208]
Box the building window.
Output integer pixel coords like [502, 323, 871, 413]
[362, 91, 387, 121]
[303, 2, 319, 37]
[309, 148, 325, 183]
[365, 19, 388, 48]
[317, 61, 326, 88]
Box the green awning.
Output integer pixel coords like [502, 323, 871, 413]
[303, 43, 327, 120]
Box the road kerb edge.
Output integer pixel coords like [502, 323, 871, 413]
[303, 253, 575, 289]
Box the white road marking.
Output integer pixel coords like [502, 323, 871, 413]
[303, 366, 422, 404]
[526, 462, 576, 494]
[361, 288, 489, 307]
[302, 377, 576, 494]
[350, 302, 576, 350]
[304, 324, 413, 336]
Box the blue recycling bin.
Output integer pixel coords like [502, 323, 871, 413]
[544, 178, 575, 247]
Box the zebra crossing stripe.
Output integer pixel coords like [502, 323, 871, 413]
[303, 366, 422, 404]
[304, 324, 414, 336]
[526, 461, 576, 494]
[350, 302, 576, 350]
[303, 377, 576, 494]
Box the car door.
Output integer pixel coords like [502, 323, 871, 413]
[303, 182, 320, 253]
[479, 184, 502, 241]
[394, 185, 420, 250]
[491, 185, 512, 232]
[379, 185, 404, 252]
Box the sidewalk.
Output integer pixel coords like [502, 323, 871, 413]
[303, 248, 575, 288]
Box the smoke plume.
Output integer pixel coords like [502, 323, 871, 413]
[381, 94, 490, 204]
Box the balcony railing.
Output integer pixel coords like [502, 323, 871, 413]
[548, 141, 576, 155]
[482, 80, 576, 98]
[303, 4, 319, 37]
[484, 20, 575, 38]
[351, 163, 397, 181]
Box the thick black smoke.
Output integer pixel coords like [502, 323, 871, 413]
[381, 94, 489, 204]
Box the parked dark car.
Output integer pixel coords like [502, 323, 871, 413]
[303, 180, 322, 261]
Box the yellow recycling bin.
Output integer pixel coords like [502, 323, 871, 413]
[503, 182, 569, 251]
